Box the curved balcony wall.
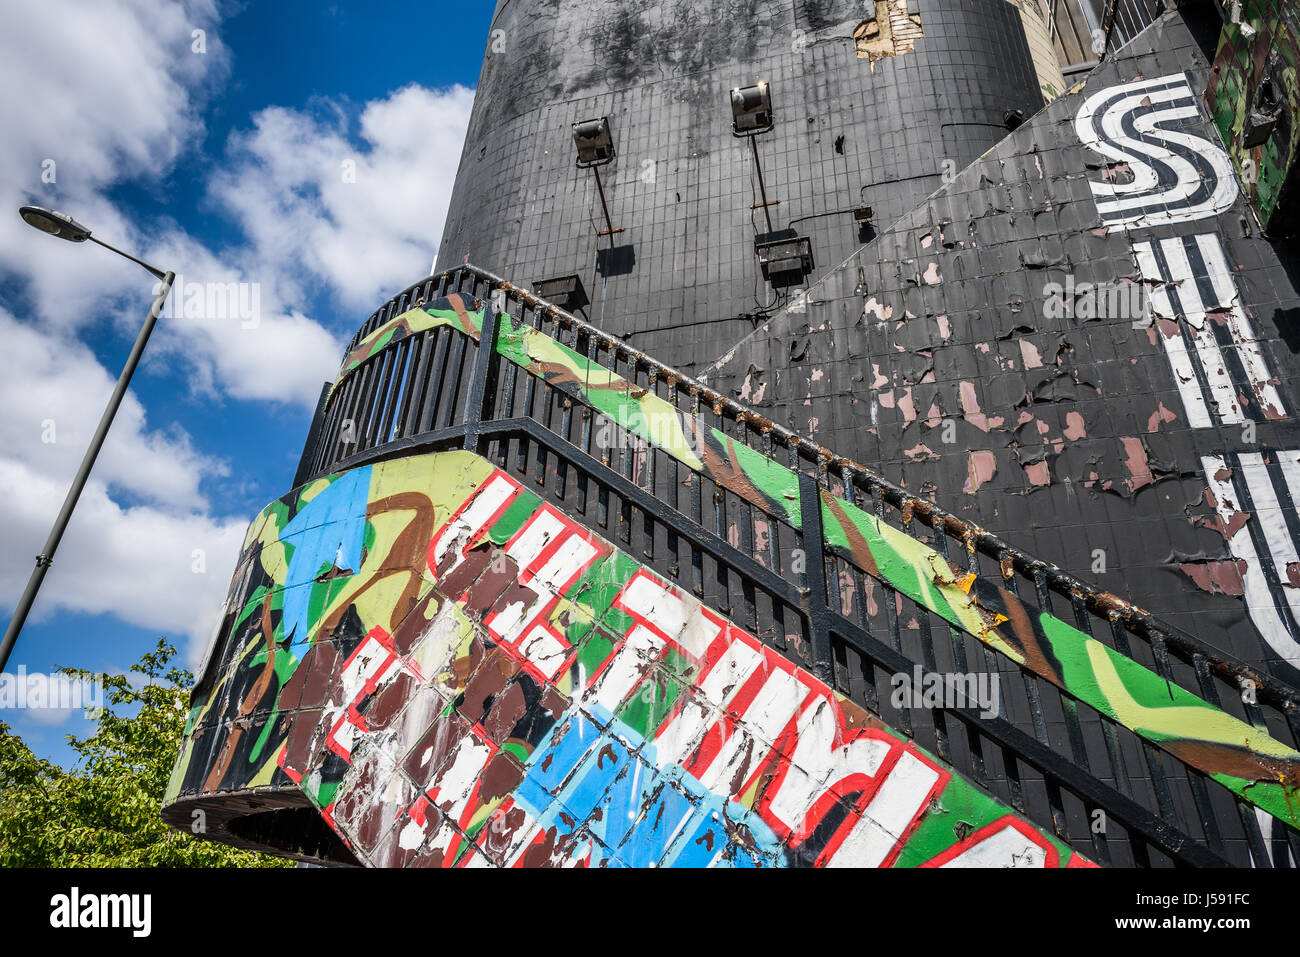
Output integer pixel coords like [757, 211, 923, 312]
[162, 268, 1300, 867]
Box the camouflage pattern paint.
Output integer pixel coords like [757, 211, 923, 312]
[1206, 0, 1300, 229]
[331, 293, 486, 394]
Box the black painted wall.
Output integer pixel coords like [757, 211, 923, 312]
[703, 10, 1300, 694]
[437, 0, 1047, 375]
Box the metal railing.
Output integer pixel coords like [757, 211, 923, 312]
[293, 262, 1300, 868]
[1050, 0, 1165, 74]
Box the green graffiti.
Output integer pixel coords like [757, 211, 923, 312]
[330, 293, 487, 399]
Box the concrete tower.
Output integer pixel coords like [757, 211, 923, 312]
[437, 0, 1060, 372]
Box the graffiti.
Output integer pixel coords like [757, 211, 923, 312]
[1203, 452, 1300, 669]
[332, 293, 485, 392]
[1076, 73, 1239, 229]
[295, 288, 1300, 834]
[1133, 233, 1285, 427]
[1205, 0, 1299, 229]
[1079, 69, 1300, 685]
[487, 307, 1300, 828]
[158, 7, 1300, 868]
[167, 450, 1088, 867]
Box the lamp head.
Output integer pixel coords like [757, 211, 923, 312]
[731, 82, 774, 135]
[572, 117, 614, 167]
[19, 206, 92, 242]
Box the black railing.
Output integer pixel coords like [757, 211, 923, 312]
[293, 262, 1300, 868]
[1050, 0, 1165, 73]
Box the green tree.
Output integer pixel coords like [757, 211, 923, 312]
[0, 638, 291, 867]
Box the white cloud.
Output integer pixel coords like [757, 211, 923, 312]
[141, 231, 345, 407]
[0, 456, 244, 659]
[0, 306, 242, 655]
[0, 0, 476, 674]
[0, 0, 227, 327]
[0, 308, 222, 510]
[128, 81, 477, 409]
[211, 83, 476, 313]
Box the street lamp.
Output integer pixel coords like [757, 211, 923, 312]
[0, 207, 175, 674]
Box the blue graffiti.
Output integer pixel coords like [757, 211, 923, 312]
[514, 705, 786, 867]
[278, 467, 372, 646]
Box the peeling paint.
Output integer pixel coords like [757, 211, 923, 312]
[1146, 402, 1177, 433]
[1020, 339, 1043, 369]
[1063, 411, 1087, 440]
[864, 296, 893, 321]
[1119, 437, 1154, 494]
[854, 0, 923, 63]
[1024, 460, 1051, 487]
[1179, 559, 1248, 596]
[964, 451, 997, 494]
[958, 381, 1005, 432]
[905, 444, 941, 462]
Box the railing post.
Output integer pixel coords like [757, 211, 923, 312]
[1100, 0, 1118, 57]
[797, 468, 835, 686]
[292, 381, 332, 487]
[462, 284, 501, 454]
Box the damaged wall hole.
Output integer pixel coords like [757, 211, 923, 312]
[855, 0, 923, 62]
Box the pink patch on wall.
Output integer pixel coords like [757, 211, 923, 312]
[1179, 560, 1247, 596]
[898, 388, 917, 425]
[959, 381, 1003, 432]
[964, 451, 997, 494]
[1063, 412, 1087, 441]
[1146, 402, 1177, 433]
[864, 297, 893, 321]
[1119, 437, 1153, 493]
[1204, 485, 1253, 539]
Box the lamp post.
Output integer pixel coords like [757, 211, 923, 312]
[0, 207, 175, 674]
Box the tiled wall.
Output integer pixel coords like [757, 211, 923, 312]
[437, 0, 1047, 376]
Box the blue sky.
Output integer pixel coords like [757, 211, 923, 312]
[0, 0, 493, 765]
